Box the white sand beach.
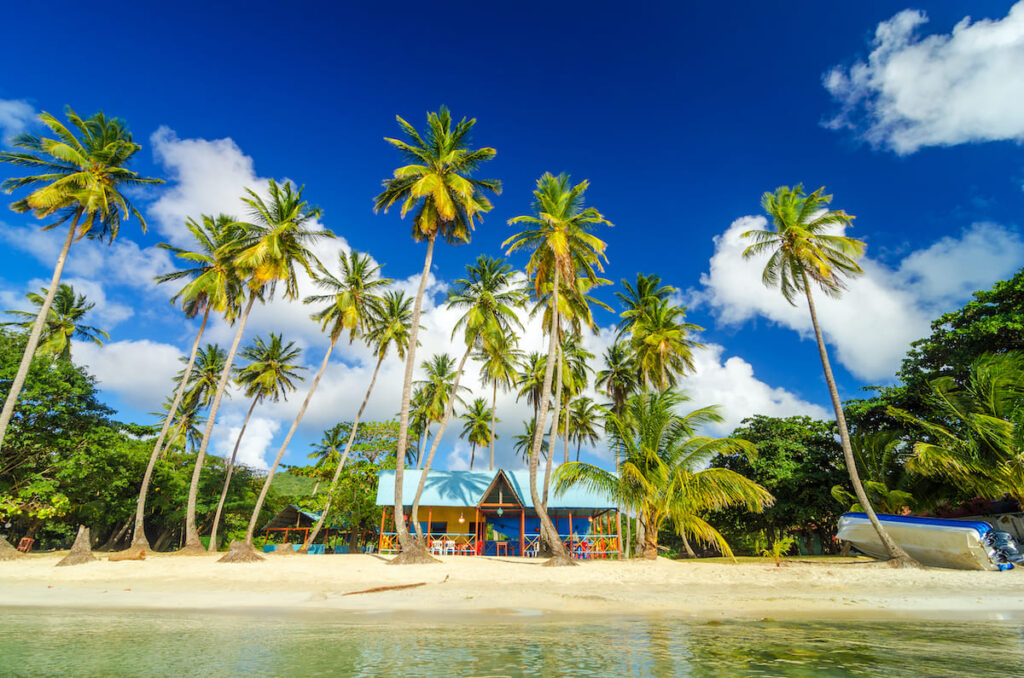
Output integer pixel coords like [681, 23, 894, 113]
[3, 552, 1024, 621]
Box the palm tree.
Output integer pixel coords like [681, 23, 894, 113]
[742, 183, 915, 566]
[513, 418, 548, 463]
[504, 172, 611, 565]
[225, 249, 385, 560]
[615, 273, 674, 337]
[567, 397, 602, 462]
[408, 257, 524, 544]
[124, 214, 244, 555]
[208, 334, 305, 551]
[629, 298, 703, 391]
[300, 291, 415, 553]
[2, 284, 108, 361]
[186, 179, 331, 554]
[0, 108, 162, 451]
[516, 352, 548, 422]
[460, 398, 494, 470]
[478, 338, 523, 470]
[595, 341, 638, 556]
[890, 352, 1024, 506]
[555, 390, 773, 559]
[374, 107, 500, 563]
[308, 424, 346, 494]
[830, 432, 918, 515]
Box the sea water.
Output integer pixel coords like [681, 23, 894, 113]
[1, 607, 1022, 676]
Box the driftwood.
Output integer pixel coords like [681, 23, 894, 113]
[108, 548, 146, 562]
[343, 582, 427, 596]
[56, 526, 97, 567]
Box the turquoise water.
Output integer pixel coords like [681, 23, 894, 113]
[1, 607, 1023, 677]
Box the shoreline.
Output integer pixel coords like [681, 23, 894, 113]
[3, 552, 1024, 623]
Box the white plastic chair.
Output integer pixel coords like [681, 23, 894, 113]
[444, 539, 456, 556]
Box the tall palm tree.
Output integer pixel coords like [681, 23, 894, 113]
[308, 424, 347, 495]
[125, 214, 244, 555]
[186, 179, 331, 554]
[2, 284, 108, 361]
[742, 184, 915, 566]
[615, 273, 674, 338]
[0, 108, 162, 451]
[513, 418, 548, 463]
[374, 107, 500, 563]
[515, 352, 548, 422]
[504, 172, 610, 565]
[478, 338, 523, 470]
[567, 397, 602, 462]
[208, 333, 305, 551]
[595, 340, 638, 556]
[460, 398, 495, 470]
[629, 298, 703, 391]
[409, 257, 525, 544]
[300, 291, 415, 552]
[555, 391, 773, 559]
[226, 249, 385, 560]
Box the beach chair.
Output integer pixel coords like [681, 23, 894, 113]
[443, 539, 456, 556]
[16, 537, 34, 553]
[430, 539, 444, 555]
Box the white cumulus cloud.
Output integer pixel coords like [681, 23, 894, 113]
[73, 339, 183, 407]
[0, 98, 35, 142]
[824, 3, 1024, 153]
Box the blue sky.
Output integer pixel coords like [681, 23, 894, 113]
[1, 1, 1023, 472]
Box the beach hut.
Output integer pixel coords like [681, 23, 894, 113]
[259, 504, 343, 554]
[375, 469, 620, 558]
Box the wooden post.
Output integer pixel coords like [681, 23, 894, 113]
[378, 507, 386, 553]
[427, 507, 432, 543]
[615, 509, 622, 560]
[519, 509, 525, 557]
[568, 511, 574, 559]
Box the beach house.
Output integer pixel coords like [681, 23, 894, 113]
[375, 469, 620, 558]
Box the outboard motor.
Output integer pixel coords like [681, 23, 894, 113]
[984, 530, 1024, 565]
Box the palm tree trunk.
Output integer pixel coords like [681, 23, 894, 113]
[615, 446, 624, 560]
[301, 353, 386, 552]
[470, 443, 476, 470]
[642, 513, 658, 560]
[542, 345, 564, 509]
[392, 234, 435, 563]
[207, 394, 259, 552]
[576, 439, 581, 463]
[128, 307, 210, 553]
[417, 424, 429, 470]
[311, 480, 320, 496]
[0, 214, 79, 453]
[680, 532, 696, 558]
[563, 414, 570, 465]
[801, 274, 916, 567]
[528, 268, 573, 566]
[241, 334, 340, 547]
[182, 293, 256, 552]
[489, 382, 497, 471]
[410, 346, 471, 546]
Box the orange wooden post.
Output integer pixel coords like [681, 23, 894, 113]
[615, 509, 622, 560]
[475, 507, 480, 555]
[378, 507, 386, 553]
[519, 509, 525, 557]
[427, 508, 432, 541]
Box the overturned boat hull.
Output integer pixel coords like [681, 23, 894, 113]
[836, 513, 1012, 571]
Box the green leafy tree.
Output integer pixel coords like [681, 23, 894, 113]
[2, 284, 108, 360]
[829, 432, 918, 515]
[478, 337, 522, 470]
[0, 108, 162, 452]
[555, 391, 773, 559]
[741, 184, 915, 566]
[709, 415, 848, 555]
[374, 106, 500, 563]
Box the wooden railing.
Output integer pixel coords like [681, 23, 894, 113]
[378, 532, 478, 555]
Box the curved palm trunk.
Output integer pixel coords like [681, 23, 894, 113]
[301, 353, 386, 552]
[488, 382, 497, 470]
[0, 215, 79, 453]
[182, 294, 256, 552]
[241, 334, 339, 548]
[410, 346, 471, 546]
[469, 443, 476, 470]
[207, 394, 259, 552]
[802, 276, 916, 567]
[528, 268, 573, 566]
[642, 512, 659, 560]
[128, 308, 210, 553]
[392, 235, 435, 564]
[575, 440, 581, 463]
[542, 346, 564, 509]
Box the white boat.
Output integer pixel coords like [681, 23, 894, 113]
[836, 512, 1016, 571]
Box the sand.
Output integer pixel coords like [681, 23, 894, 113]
[2, 552, 1024, 621]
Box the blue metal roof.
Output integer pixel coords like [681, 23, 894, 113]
[375, 469, 616, 510]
